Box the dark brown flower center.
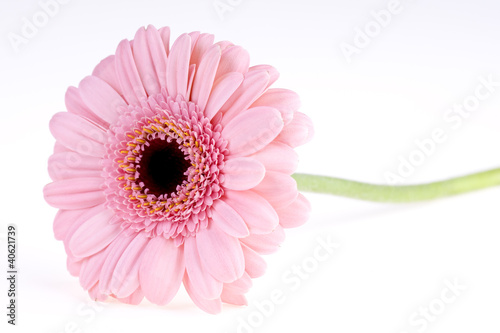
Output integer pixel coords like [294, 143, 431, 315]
[137, 138, 191, 197]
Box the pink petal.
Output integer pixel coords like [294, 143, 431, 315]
[223, 190, 278, 234]
[49, 112, 106, 157]
[98, 232, 137, 293]
[48, 152, 101, 181]
[79, 248, 110, 290]
[220, 70, 270, 126]
[196, 223, 245, 283]
[88, 282, 108, 302]
[221, 288, 248, 306]
[44, 177, 105, 210]
[215, 40, 234, 51]
[276, 193, 311, 229]
[116, 287, 144, 305]
[248, 64, 279, 89]
[132, 26, 161, 96]
[166, 33, 191, 99]
[204, 72, 244, 120]
[189, 33, 215, 67]
[139, 237, 184, 305]
[92, 55, 122, 94]
[146, 25, 168, 89]
[110, 232, 149, 298]
[252, 171, 298, 209]
[65, 87, 109, 129]
[115, 39, 147, 105]
[211, 199, 249, 238]
[158, 26, 171, 55]
[241, 226, 286, 255]
[62, 204, 105, 254]
[224, 272, 252, 293]
[186, 63, 196, 100]
[54, 142, 71, 154]
[223, 157, 265, 191]
[183, 274, 222, 314]
[184, 236, 223, 300]
[250, 88, 300, 125]
[69, 208, 121, 258]
[53, 208, 87, 241]
[214, 46, 250, 81]
[188, 31, 201, 53]
[222, 106, 283, 157]
[249, 142, 298, 175]
[276, 111, 314, 148]
[67, 255, 83, 277]
[242, 243, 267, 278]
[191, 44, 221, 112]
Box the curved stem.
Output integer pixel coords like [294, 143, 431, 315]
[292, 168, 500, 202]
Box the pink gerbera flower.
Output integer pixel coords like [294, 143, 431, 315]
[43, 25, 313, 313]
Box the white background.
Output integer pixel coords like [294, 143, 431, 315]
[1, 0, 500, 332]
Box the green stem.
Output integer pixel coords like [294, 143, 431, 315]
[292, 168, 500, 202]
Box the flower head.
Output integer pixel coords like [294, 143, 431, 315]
[44, 25, 313, 313]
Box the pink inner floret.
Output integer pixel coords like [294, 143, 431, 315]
[103, 91, 227, 245]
